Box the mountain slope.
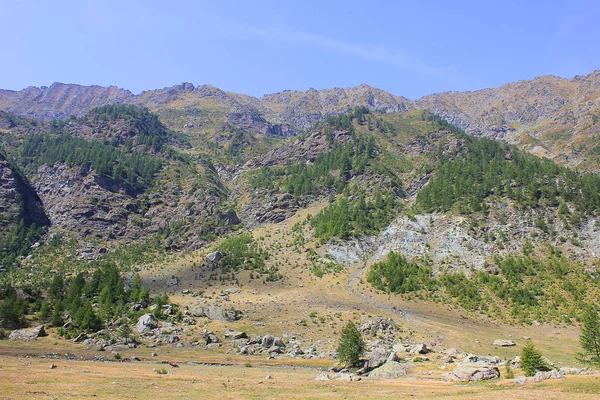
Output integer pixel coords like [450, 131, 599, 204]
[0, 151, 49, 265]
[418, 71, 600, 171]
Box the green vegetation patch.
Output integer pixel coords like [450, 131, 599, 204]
[416, 136, 600, 214]
[367, 248, 600, 325]
[20, 133, 163, 192]
[310, 189, 397, 241]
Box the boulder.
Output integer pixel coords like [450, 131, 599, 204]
[448, 365, 500, 382]
[410, 343, 429, 354]
[368, 361, 409, 379]
[514, 376, 529, 385]
[315, 373, 332, 381]
[533, 370, 565, 382]
[231, 339, 249, 348]
[559, 367, 586, 375]
[166, 278, 179, 287]
[224, 330, 247, 340]
[191, 305, 241, 321]
[8, 325, 46, 341]
[206, 251, 223, 264]
[272, 337, 286, 348]
[365, 348, 391, 371]
[204, 333, 220, 344]
[135, 313, 158, 333]
[493, 339, 516, 347]
[73, 333, 88, 343]
[261, 334, 275, 348]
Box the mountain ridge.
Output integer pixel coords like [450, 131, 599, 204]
[2, 70, 600, 172]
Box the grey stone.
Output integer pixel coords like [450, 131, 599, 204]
[224, 330, 247, 340]
[261, 334, 275, 348]
[493, 339, 516, 347]
[368, 361, 409, 379]
[8, 325, 46, 341]
[410, 343, 428, 354]
[533, 370, 564, 382]
[448, 365, 500, 382]
[514, 376, 529, 385]
[205, 333, 221, 344]
[315, 373, 331, 381]
[206, 251, 223, 264]
[135, 313, 158, 333]
[365, 348, 391, 371]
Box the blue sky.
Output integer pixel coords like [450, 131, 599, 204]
[2, 0, 599, 99]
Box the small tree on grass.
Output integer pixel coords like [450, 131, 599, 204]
[578, 304, 600, 366]
[336, 321, 365, 367]
[521, 340, 549, 376]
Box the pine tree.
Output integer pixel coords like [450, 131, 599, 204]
[579, 305, 600, 366]
[521, 340, 548, 376]
[336, 321, 365, 366]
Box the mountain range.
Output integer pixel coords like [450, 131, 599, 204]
[2, 70, 599, 171]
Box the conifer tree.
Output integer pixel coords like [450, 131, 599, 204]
[336, 321, 365, 366]
[579, 305, 600, 366]
[521, 340, 548, 376]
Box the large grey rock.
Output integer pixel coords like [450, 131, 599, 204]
[493, 339, 516, 347]
[448, 365, 500, 382]
[261, 334, 275, 348]
[315, 373, 332, 381]
[463, 353, 501, 366]
[135, 313, 158, 333]
[410, 343, 429, 354]
[365, 348, 391, 371]
[533, 370, 564, 382]
[224, 330, 247, 339]
[368, 361, 409, 379]
[514, 376, 529, 385]
[272, 337, 286, 348]
[206, 251, 223, 264]
[8, 325, 46, 341]
[204, 332, 220, 344]
[190, 305, 241, 321]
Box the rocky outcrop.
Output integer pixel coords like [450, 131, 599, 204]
[0, 83, 135, 120]
[0, 152, 49, 244]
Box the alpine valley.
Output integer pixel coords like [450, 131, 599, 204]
[2, 71, 600, 399]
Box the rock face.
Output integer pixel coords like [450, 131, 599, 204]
[0, 152, 50, 243]
[8, 325, 46, 341]
[2, 71, 600, 173]
[0, 83, 135, 120]
[418, 70, 600, 171]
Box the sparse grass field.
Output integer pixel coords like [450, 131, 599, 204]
[1, 352, 600, 399]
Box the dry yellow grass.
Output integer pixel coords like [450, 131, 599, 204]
[1, 353, 600, 400]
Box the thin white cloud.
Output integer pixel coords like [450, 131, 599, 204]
[233, 23, 445, 75]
